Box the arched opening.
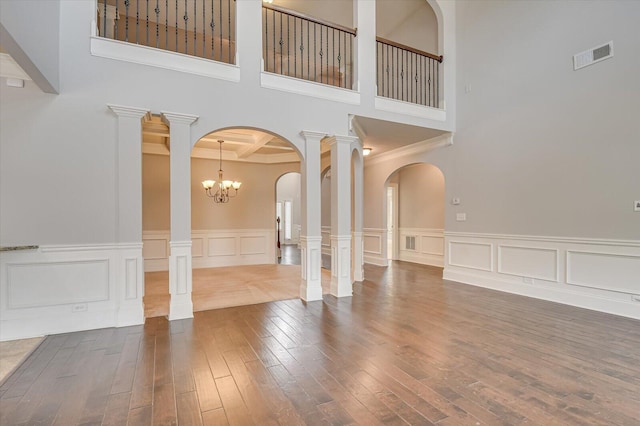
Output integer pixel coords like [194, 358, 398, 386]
[384, 163, 445, 269]
[141, 121, 319, 317]
[376, 0, 442, 107]
[275, 171, 302, 265]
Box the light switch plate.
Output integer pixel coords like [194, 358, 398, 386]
[635, 200, 640, 212]
[456, 213, 466, 221]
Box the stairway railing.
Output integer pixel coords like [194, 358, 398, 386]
[97, 0, 236, 64]
[376, 37, 443, 108]
[262, 3, 356, 90]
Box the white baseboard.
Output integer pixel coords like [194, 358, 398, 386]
[0, 243, 144, 341]
[444, 232, 640, 320]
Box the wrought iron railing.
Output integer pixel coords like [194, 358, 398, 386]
[262, 4, 356, 90]
[97, 0, 236, 64]
[376, 37, 443, 108]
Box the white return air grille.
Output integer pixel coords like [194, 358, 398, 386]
[573, 41, 614, 70]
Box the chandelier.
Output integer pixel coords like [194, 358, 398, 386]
[202, 140, 242, 203]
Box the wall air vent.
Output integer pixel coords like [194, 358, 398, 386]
[405, 236, 416, 251]
[573, 41, 614, 70]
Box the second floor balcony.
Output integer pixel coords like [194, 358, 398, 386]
[95, 0, 445, 114]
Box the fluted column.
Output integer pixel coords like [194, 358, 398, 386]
[299, 131, 324, 301]
[108, 104, 149, 326]
[162, 111, 198, 320]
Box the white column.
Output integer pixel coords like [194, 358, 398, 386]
[108, 104, 149, 326]
[354, 0, 376, 101]
[299, 131, 324, 301]
[352, 144, 364, 282]
[327, 135, 358, 297]
[162, 111, 199, 320]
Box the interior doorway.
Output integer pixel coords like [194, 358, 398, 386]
[387, 183, 398, 261]
[276, 172, 302, 265]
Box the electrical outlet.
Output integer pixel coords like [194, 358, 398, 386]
[72, 303, 88, 313]
[456, 213, 467, 221]
[523, 277, 534, 284]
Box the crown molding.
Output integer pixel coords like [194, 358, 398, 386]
[365, 133, 453, 167]
[161, 111, 199, 126]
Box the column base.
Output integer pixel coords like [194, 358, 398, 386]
[300, 236, 323, 302]
[330, 235, 352, 297]
[169, 241, 193, 320]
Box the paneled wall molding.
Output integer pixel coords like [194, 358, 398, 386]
[399, 228, 444, 267]
[362, 228, 387, 266]
[143, 229, 277, 272]
[0, 243, 144, 341]
[365, 133, 453, 167]
[321, 226, 331, 256]
[444, 232, 640, 320]
[300, 235, 323, 301]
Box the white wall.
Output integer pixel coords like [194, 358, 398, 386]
[0, 0, 60, 93]
[377, 0, 438, 54]
[397, 163, 444, 229]
[451, 0, 639, 240]
[363, 1, 640, 319]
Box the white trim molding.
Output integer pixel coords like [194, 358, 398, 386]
[443, 232, 640, 320]
[91, 36, 241, 82]
[365, 133, 453, 167]
[374, 96, 446, 121]
[0, 243, 144, 341]
[261, 72, 361, 105]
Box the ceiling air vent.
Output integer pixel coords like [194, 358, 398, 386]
[573, 41, 613, 70]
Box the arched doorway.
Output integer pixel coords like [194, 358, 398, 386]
[384, 163, 445, 268]
[275, 172, 302, 265]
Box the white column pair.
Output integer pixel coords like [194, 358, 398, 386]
[299, 132, 364, 301]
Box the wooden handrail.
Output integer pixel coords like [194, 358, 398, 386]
[262, 3, 357, 36]
[376, 37, 443, 63]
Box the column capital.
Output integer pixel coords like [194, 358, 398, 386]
[324, 135, 359, 146]
[108, 104, 150, 120]
[300, 130, 328, 141]
[161, 111, 199, 126]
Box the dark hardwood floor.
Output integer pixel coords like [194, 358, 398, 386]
[1, 262, 639, 425]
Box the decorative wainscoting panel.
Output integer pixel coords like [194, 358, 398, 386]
[143, 229, 276, 271]
[567, 250, 640, 294]
[498, 245, 559, 282]
[363, 228, 387, 266]
[399, 228, 444, 267]
[0, 243, 144, 341]
[321, 226, 331, 256]
[443, 232, 640, 320]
